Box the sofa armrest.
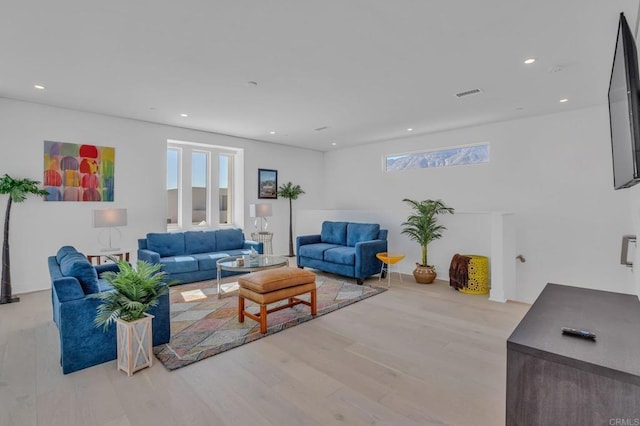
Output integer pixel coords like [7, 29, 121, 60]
[297, 234, 321, 247]
[52, 277, 86, 302]
[243, 240, 264, 254]
[95, 263, 120, 277]
[137, 249, 161, 264]
[355, 239, 388, 278]
[296, 234, 322, 266]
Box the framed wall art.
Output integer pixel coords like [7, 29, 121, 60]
[258, 169, 277, 199]
[43, 140, 115, 202]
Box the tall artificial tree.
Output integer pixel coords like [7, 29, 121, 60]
[276, 182, 305, 257]
[0, 174, 48, 304]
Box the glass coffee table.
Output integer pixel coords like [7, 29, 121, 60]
[216, 254, 289, 298]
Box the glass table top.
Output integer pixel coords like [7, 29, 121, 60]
[217, 254, 289, 271]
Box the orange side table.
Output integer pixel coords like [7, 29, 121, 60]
[376, 252, 405, 287]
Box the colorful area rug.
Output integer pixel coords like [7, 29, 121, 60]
[154, 276, 387, 370]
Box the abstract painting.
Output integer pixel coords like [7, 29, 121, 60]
[43, 141, 115, 202]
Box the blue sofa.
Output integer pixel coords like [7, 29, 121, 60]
[137, 228, 263, 285]
[297, 221, 388, 284]
[48, 246, 170, 374]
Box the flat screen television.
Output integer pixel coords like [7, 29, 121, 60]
[609, 12, 640, 190]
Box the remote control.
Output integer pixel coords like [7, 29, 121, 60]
[561, 327, 596, 340]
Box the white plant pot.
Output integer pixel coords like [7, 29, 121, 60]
[116, 313, 154, 376]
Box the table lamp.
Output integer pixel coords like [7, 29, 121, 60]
[249, 203, 272, 233]
[93, 208, 127, 251]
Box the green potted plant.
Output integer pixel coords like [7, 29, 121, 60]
[277, 182, 305, 257]
[92, 259, 174, 375]
[0, 174, 48, 304]
[401, 198, 454, 284]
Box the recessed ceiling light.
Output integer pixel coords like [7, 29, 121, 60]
[331, 142, 337, 146]
[524, 58, 536, 64]
[559, 98, 569, 103]
[34, 84, 45, 90]
[407, 128, 413, 132]
[270, 131, 276, 135]
[180, 113, 188, 117]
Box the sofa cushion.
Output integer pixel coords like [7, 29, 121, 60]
[159, 256, 199, 274]
[347, 223, 381, 247]
[320, 221, 348, 246]
[56, 245, 78, 263]
[147, 232, 185, 257]
[59, 253, 100, 294]
[191, 252, 229, 271]
[216, 228, 244, 251]
[299, 243, 341, 261]
[324, 246, 356, 265]
[185, 230, 217, 255]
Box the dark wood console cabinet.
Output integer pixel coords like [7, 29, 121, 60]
[506, 283, 640, 425]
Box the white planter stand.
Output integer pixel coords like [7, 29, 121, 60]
[116, 313, 154, 376]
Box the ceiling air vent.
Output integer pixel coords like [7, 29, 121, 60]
[455, 88, 482, 98]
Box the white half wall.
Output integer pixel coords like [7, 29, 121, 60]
[322, 106, 634, 303]
[296, 209, 516, 300]
[0, 98, 324, 295]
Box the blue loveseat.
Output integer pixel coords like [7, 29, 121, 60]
[297, 221, 388, 284]
[137, 228, 263, 285]
[48, 246, 170, 374]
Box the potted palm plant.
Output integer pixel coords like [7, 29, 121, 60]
[92, 259, 174, 375]
[401, 198, 454, 284]
[277, 182, 305, 257]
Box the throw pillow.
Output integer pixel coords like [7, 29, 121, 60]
[346, 223, 380, 247]
[216, 228, 244, 251]
[321, 221, 348, 245]
[56, 245, 78, 264]
[185, 230, 217, 254]
[147, 232, 186, 257]
[59, 253, 100, 294]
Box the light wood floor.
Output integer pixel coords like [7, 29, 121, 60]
[0, 273, 530, 426]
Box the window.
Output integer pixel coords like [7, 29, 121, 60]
[167, 148, 180, 226]
[192, 151, 208, 226]
[385, 143, 490, 172]
[219, 155, 232, 224]
[167, 141, 241, 230]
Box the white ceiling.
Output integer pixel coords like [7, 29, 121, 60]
[1, 1, 639, 151]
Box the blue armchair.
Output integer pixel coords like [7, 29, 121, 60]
[297, 221, 388, 284]
[49, 246, 170, 374]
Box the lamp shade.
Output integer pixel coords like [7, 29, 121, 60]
[93, 208, 128, 228]
[249, 203, 272, 218]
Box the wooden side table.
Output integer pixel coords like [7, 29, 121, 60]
[87, 250, 131, 266]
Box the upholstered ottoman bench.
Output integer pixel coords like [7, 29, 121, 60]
[238, 267, 317, 334]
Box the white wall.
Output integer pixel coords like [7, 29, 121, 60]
[321, 105, 634, 302]
[0, 98, 324, 295]
[2, 98, 634, 302]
